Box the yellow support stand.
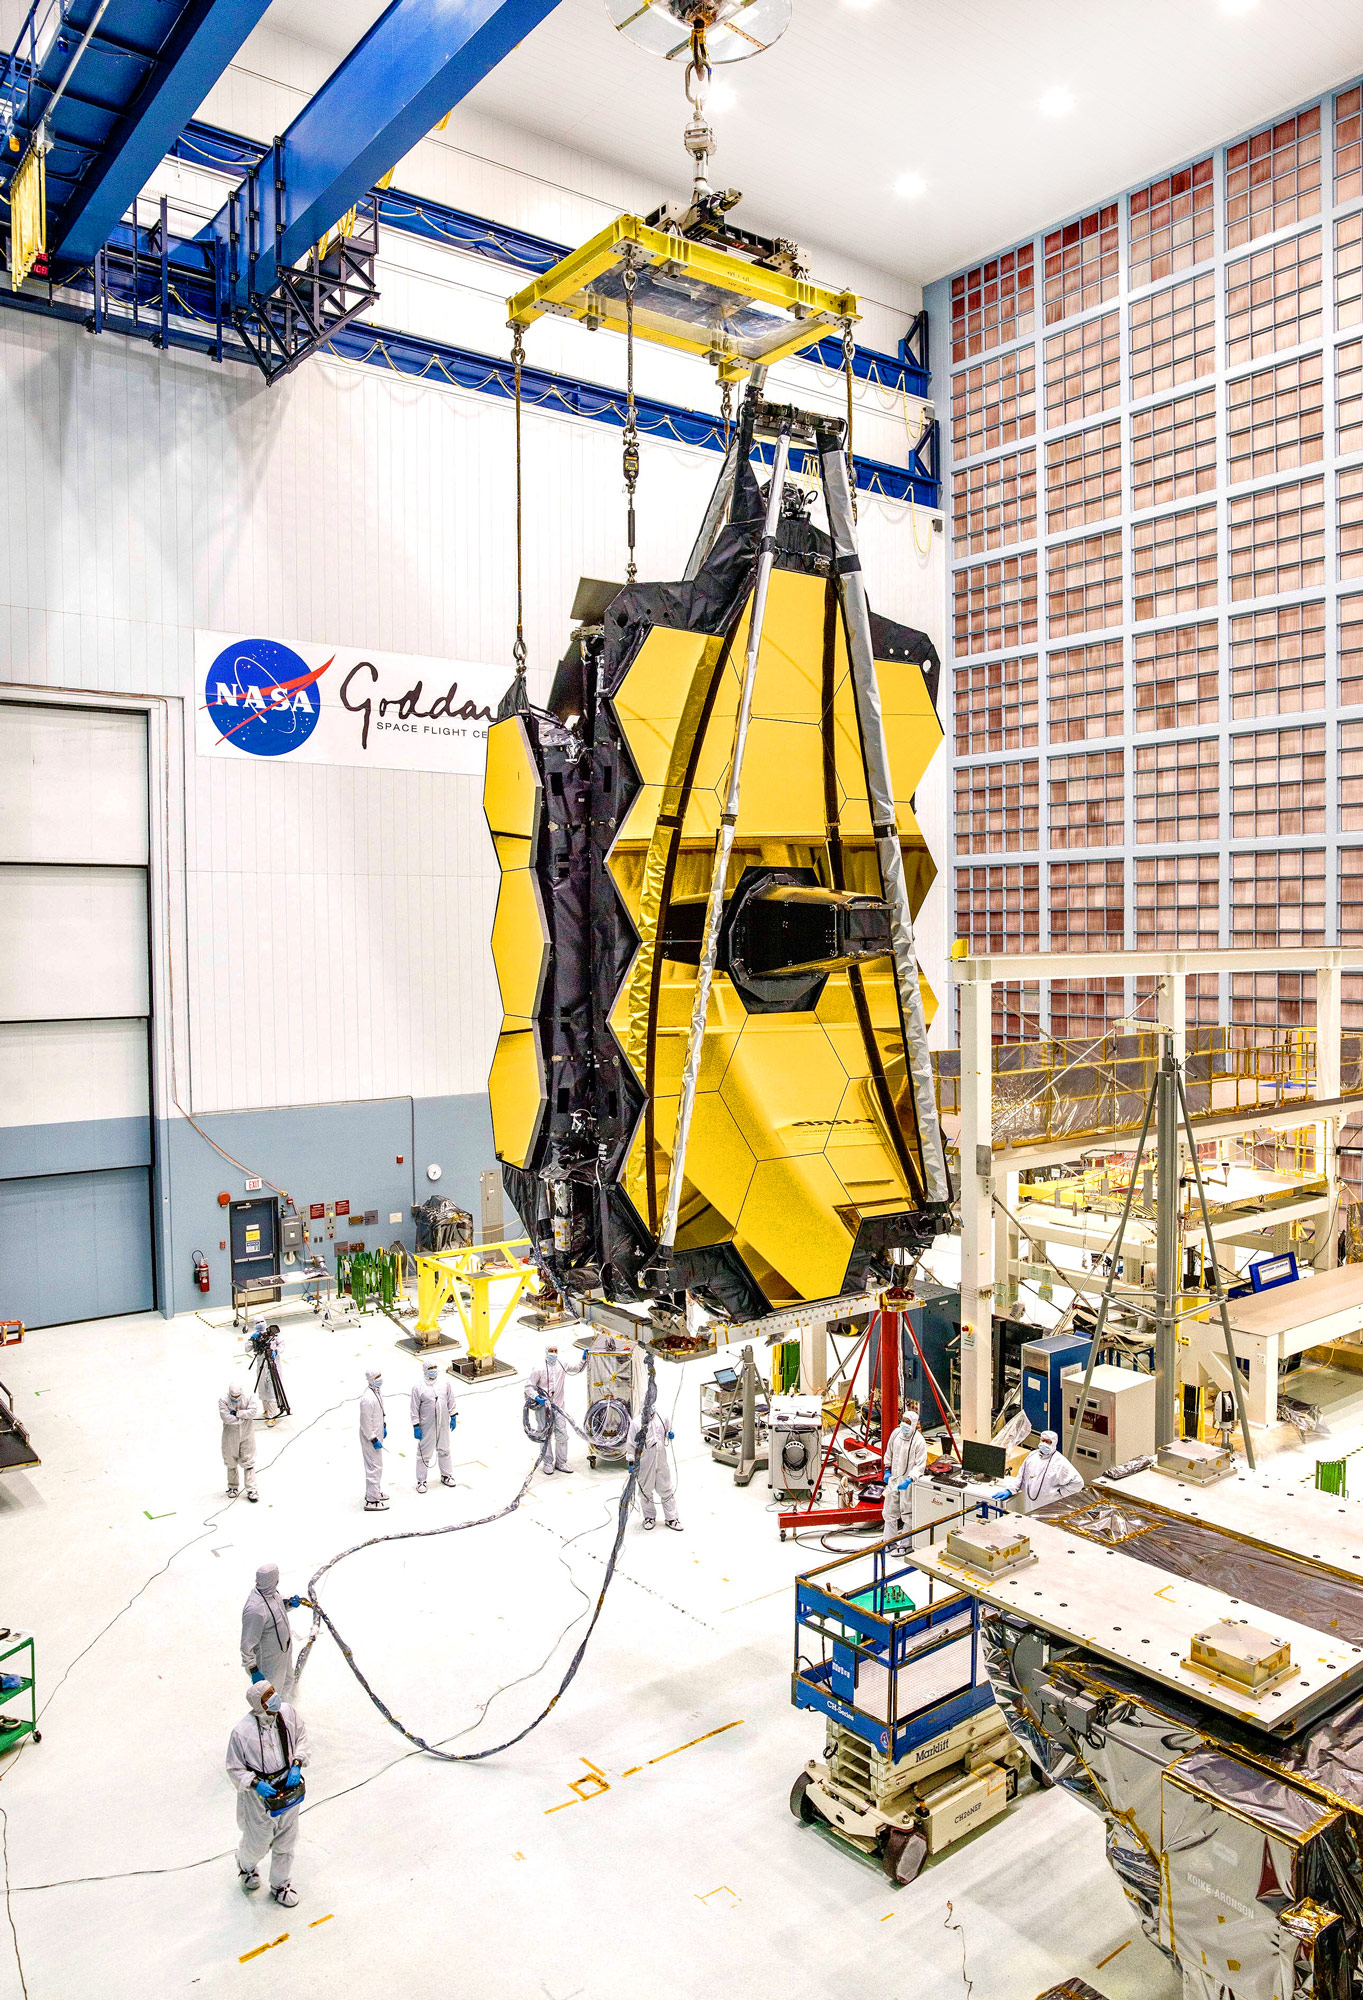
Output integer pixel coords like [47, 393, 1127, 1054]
[412, 1238, 536, 1378]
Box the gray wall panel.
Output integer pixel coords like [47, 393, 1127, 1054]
[0, 1167, 155, 1327]
[161, 1089, 498, 1313]
[0, 1116, 153, 1178]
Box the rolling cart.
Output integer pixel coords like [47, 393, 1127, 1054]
[0, 1633, 39, 1753]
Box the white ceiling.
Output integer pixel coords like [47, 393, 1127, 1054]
[256, 0, 1363, 286]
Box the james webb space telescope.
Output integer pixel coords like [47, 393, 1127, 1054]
[484, 394, 949, 1326]
[482, 0, 950, 1334]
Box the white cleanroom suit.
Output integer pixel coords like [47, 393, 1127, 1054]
[241, 1563, 298, 1696]
[410, 1361, 458, 1491]
[227, 1682, 309, 1901]
[526, 1345, 586, 1473]
[220, 1383, 262, 1499]
[881, 1413, 929, 1538]
[999, 1430, 1086, 1513]
[360, 1368, 388, 1508]
[626, 1408, 680, 1529]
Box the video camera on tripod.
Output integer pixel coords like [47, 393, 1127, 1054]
[249, 1320, 290, 1421]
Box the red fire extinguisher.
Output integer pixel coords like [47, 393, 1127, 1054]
[193, 1251, 210, 1294]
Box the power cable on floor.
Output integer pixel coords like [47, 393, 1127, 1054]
[7, 1496, 624, 1898]
[944, 1899, 974, 1997]
[299, 1349, 658, 1760]
[0, 1391, 352, 1979]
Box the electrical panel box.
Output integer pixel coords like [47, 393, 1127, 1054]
[479, 1169, 504, 1244]
[898, 1279, 960, 1420]
[1020, 1332, 1092, 1436]
[1060, 1364, 1156, 1480]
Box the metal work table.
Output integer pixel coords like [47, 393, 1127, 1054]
[231, 1263, 333, 1328]
[1187, 1264, 1363, 1427]
[910, 1516, 1363, 1733]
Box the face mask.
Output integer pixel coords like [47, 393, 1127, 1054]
[1039, 1441, 1056, 1459]
[264, 1690, 282, 1713]
[424, 1367, 437, 1383]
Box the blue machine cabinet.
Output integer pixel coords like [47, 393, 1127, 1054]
[1020, 1331, 1092, 1436]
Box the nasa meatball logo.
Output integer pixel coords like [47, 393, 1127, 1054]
[203, 638, 332, 758]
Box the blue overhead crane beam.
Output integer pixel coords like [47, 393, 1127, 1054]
[198, 0, 563, 310]
[55, 0, 276, 267]
[0, 0, 274, 273]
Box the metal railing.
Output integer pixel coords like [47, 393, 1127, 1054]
[934, 1027, 1363, 1152]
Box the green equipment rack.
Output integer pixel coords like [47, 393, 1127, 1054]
[0, 1633, 39, 1754]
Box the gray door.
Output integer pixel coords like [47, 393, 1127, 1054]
[0, 705, 155, 1326]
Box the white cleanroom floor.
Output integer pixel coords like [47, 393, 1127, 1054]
[0, 1303, 1182, 2000]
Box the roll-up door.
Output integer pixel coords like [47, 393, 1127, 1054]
[0, 705, 155, 1325]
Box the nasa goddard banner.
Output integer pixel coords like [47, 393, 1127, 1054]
[194, 632, 509, 773]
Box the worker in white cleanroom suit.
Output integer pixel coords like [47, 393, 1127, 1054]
[626, 1407, 681, 1531]
[227, 1679, 309, 1908]
[525, 1342, 587, 1474]
[360, 1367, 388, 1510]
[881, 1409, 929, 1538]
[410, 1359, 458, 1493]
[997, 1429, 1085, 1513]
[220, 1381, 262, 1502]
[241, 1563, 304, 1697]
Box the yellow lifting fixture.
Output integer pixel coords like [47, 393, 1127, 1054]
[506, 211, 858, 386]
[412, 1238, 537, 1377]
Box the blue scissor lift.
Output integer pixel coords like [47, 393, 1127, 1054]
[790, 1522, 1025, 1884]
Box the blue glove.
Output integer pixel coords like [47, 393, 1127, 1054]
[250, 1669, 265, 1685]
[535, 1392, 546, 1406]
[285, 1763, 301, 1786]
[371, 1437, 383, 1449]
[254, 1778, 275, 1802]
[667, 1431, 674, 1441]
[383, 1423, 388, 1439]
[897, 1478, 910, 1492]
[449, 1413, 457, 1430]
[414, 1424, 423, 1440]
[286, 1596, 303, 1610]
[992, 1487, 1012, 1503]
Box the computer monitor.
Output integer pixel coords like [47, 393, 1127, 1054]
[961, 1439, 1007, 1481]
[712, 1367, 739, 1388]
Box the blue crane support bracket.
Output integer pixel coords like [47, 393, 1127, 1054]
[194, 0, 567, 312]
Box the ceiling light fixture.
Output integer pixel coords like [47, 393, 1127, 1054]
[1220, 0, 1257, 14]
[1038, 84, 1076, 118]
[894, 170, 927, 200]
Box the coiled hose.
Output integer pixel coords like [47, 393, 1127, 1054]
[297, 1348, 658, 1762]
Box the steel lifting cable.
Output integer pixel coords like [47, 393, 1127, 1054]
[622, 259, 640, 584]
[842, 317, 857, 525]
[296, 1352, 659, 1761]
[511, 320, 528, 677]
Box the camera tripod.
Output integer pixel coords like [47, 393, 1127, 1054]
[251, 1327, 291, 1421]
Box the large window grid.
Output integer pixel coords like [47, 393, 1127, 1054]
[954, 656, 1040, 755]
[936, 79, 1363, 1034]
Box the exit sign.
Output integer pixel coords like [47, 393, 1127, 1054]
[244, 1177, 262, 1192]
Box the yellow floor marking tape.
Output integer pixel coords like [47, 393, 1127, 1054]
[547, 1723, 744, 1811]
[646, 1720, 744, 1766]
[308, 1915, 334, 1929]
[1095, 1939, 1132, 1970]
[239, 1934, 289, 1963]
[695, 1887, 740, 1908]
[721, 1586, 788, 1613]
